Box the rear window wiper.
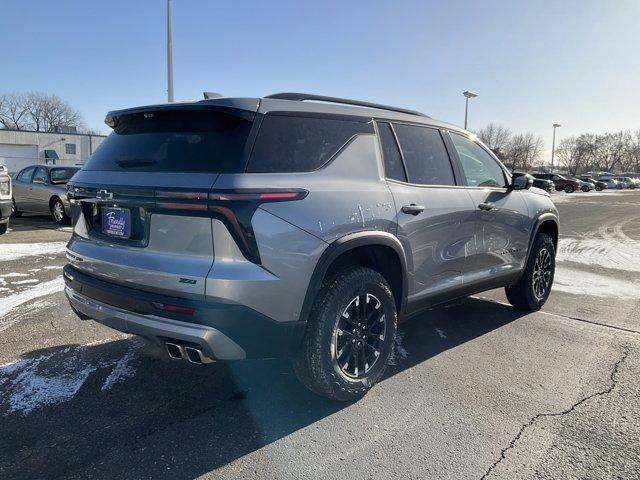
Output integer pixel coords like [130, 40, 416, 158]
[115, 158, 158, 168]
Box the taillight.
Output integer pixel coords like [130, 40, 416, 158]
[154, 188, 307, 265]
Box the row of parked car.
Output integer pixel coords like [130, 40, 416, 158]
[530, 172, 640, 193]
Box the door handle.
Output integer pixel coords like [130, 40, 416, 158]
[401, 204, 425, 215]
[478, 202, 498, 211]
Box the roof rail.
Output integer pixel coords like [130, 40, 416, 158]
[265, 92, 429, 118]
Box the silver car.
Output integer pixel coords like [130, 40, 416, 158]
[12, 165, 79, 224]
[64, 93, 559, 401]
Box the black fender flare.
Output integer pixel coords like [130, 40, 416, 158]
[299, 231, 409, 323]
[524, 212, 559, 267]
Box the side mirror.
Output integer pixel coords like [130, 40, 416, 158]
[511, 173, 533, 190]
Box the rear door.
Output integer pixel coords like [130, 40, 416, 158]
[66, 106, 256, 299]
[446, 132, 531, 285]
[12, 167, 35, 211]
[378, 121, 477, 309]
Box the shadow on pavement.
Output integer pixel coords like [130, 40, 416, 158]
[0, 297, 527, 479]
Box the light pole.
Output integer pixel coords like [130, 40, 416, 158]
[463, 90, 478, 130]
[551, 123, 561, 172]
[167, 0, 174, 102]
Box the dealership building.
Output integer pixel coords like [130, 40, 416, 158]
[0, 129, 107, 174]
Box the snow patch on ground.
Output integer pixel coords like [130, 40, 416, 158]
[556, 218, 640, 272]
[0, 242, 67, 261]
[553, 266, 639, 298]
[10, 279, 40, 285]
[0, 277, 64, 320]
[0, 341, 141, 415]
[388, 332, 409, 366]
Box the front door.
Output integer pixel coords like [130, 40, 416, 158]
[377, 122, 477, 308]
[12, 166, 36, 212]
[447, 132, 531, 285]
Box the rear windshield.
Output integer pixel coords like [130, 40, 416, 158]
[84, 109, 253, 172]
[49, 167, 79, 184]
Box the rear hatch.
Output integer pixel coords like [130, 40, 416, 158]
[67, 104, 257, 300]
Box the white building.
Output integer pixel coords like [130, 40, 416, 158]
[0, 129, 107, 174]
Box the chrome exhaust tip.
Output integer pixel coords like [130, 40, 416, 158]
[184, 346, 214, 364]
[165, 342, 185, 360]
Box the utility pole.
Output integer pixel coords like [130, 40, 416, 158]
[167, 0, 174, 102]
[551, 123, 561, 171]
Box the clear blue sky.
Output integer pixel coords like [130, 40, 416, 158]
[2, 0, 639, 161]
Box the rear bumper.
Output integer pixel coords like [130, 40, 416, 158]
[0, 199, 11, 221]
[63, 264, 305, 360]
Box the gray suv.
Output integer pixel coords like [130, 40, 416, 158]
[64, 93, 559, 401]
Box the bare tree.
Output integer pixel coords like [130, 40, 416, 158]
[474, 123, 511, 159]
[0, 91, 85, 132]
[0, 93, 30, 129]
[504, 133, 544, 171]
[556, 136, 583, 174]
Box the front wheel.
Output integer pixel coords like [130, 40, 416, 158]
[505, 233, 555, 311]
[0, 222, 7, 235]
[50, 197, 69, 225]
[595, 185, 603, 191]
[581, 185, 589, 192]
[293, 267, 397, 401]
[564, 185, 575, 193]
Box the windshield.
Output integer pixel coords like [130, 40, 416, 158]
[84, 109, 254, 173]
[49, 167, 79, 184]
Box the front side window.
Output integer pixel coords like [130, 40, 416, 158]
[376, 121, 406, 182]
[248, 114, 373, 173]
[393, 124, 455, 186]
[450, 133, 507, 188]
[33, 167, 48, 183]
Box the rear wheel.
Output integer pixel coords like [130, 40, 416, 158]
[595, 185, 603, 191]
[11, 199, 21, 217]
[564, 185, 575, 193]
[581, 185, 589, 192]
[293, 267, 397, 401]
[505, 233, 555, 311]
[50, 197, 69, 225]
[0, 222, 7, 235]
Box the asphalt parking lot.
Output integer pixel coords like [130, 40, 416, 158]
[1, 191, 639, 480]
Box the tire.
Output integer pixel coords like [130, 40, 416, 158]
[0, 222, 7, 235]
[505, 233, 555, 311]
[595, 185, 603, 191]
[564, 185, 575, 193]
[11, 199, 21, 217]
[50, 197, 69, 225]
[581, 185, 589, 192]
[293, 267, 397, 402]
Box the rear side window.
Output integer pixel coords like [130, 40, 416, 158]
[393, 124, 455, 186]
[18, 167, 36, 183]
[247, 114, 373, 173]
[376, 122, 406, 182]
[84, 109, 253, 172]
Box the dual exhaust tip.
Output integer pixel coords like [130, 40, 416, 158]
[165, 341, 214, 364]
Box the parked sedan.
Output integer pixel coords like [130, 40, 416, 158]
[597, 177, 623, 189]
[579, 175, 608, 191]
[532, 173, 581, 193]
[12, 165, 79, 224]
[614, 176, 637, 189]
[531, 177, 555, 192]
[572, 178, 595, 192]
